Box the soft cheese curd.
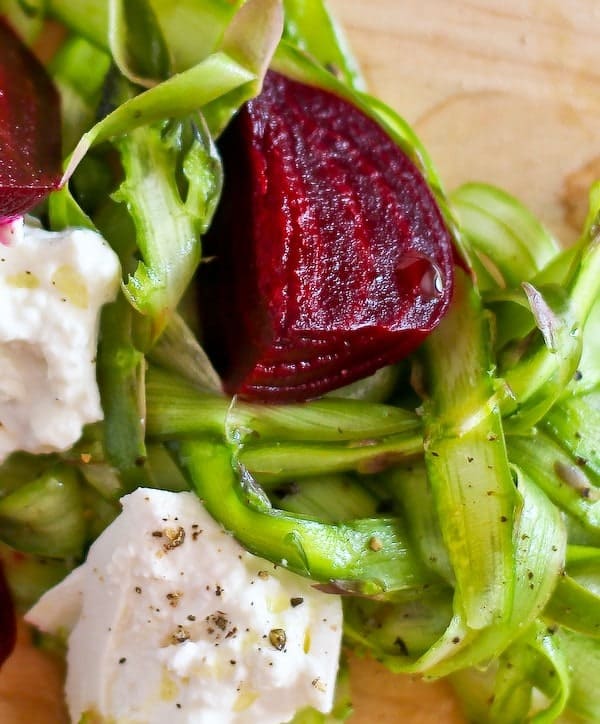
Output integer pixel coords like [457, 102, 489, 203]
[0, 218, 120, 461]
[27, 488, 343, 724]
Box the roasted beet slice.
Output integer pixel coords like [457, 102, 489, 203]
[0, 561, 15, 667]
[204, 71, 454, 402]
[0, 19, 62, 223]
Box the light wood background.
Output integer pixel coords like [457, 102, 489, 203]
[332, 0, 600, 246]
[2, 1, 600, 722]
[330, 0, 600, 721]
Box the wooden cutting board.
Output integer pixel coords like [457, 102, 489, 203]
[332, 0, 600, 246]
[329, 0, 600, 721]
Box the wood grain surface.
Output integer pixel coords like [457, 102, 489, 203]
[331, 0, 600, 245]
[2, 1, 600, 722]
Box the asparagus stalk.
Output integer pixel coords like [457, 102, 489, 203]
[114, 116, 221, 341]
[450, 182, 560, 287]
[177, 438, 436, 595]
[501, 224, 600, 432]
[238, 435, 422, 484]
[146, 365, 421, 443]
[508, 432, 600, 536]
[96, 293, 148, 493]
[272, 474, 380, 522]
[383, 462, 453, 585]
[542, 392, 600, 488]
[420, 267, 517, 630]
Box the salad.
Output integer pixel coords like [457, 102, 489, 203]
[0, 0, 598, 722]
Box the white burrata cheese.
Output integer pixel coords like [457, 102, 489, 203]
[0, 217, 120, 461]
[27, 488, 343, 724]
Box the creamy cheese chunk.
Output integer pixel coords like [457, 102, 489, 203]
[27, 488, 343, 724]
[0, 218, 120, 461]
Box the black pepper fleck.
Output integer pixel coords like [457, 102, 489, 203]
[166, 592, 182, 607]
[269, 628, 287, 651]
[210, 613, 228, 631]
[393, 637, 409, 656]
[163, 526, 186, 551]
[171, 625, 190, 644]
[311, 678, 326, 693]
[368, 536, 383, 552]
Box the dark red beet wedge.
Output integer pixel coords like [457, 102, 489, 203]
[0, 19, 62, 223]
[0, 561, 15, 667]
[204, 71, 455, 402]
